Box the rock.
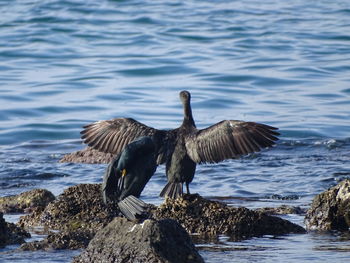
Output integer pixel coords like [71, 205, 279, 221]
[20, 229, 94, 251]
[305, 179, 350, 231]
[151, 194, 306, 240]
[59, 147, 114, 164]
[73, 217, 204, 263]
[0, 212, 30, 248]
[0, 189, 55, 213]
[18, 184, 306, 251]
[18, 184, 115, 250]
[18, 184, 114, 232]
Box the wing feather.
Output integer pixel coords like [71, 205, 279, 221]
[108, 130, 121, 153]
[235, 134, 249, 155]
[112, 130, 125, 153]
[100, 129, 115, 152]
[185, 120, 279, 163]
[80, 118, 167, 164]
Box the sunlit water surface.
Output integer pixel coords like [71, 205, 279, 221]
[0, 0, 350, 262]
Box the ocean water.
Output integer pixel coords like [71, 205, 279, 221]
[0, 0, 350, 262]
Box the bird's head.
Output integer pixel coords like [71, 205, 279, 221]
[179, 90, 191, 104]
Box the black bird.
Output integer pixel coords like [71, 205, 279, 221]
[83, 91, 279, 199]
[102, 136, 157, 220]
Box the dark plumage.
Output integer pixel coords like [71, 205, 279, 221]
[84, 91, 279, 199]
[102, 136, 157, 220]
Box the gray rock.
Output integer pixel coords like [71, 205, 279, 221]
[305, 179, 350, 231]
[73, 217, 204, 263]
[0, 189, 55, 213]
[0, 212, 30, 248]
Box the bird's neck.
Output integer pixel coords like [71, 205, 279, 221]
[182, 101, 196, 127]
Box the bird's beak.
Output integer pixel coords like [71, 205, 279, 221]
[118, 169, 127, 191]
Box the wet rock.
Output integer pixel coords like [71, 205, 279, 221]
[305, 179, 350, 231]
[18, 184, 114, 232]
[151, 194, 306, 240]
[0, 189, 55, 213]
[59, 147, 113, 164]
[21, 229, 94, 251]
[0, 212, 30, 248]
[73, 217, 204, 263]
[256, 205, 306, 215]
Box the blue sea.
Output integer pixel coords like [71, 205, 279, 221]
[1, 0, 350, 262]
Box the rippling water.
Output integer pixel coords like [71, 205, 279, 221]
[1, 0, 350, 262]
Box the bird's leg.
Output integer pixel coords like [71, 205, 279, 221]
[186, 182, 190, 194]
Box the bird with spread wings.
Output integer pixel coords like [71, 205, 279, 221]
[81, 91, 279, 199]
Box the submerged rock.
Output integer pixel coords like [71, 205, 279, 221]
[59, 147, 113, 164]
[151, 194, 306, 239]
[305, 179, 350, 231]
[21, 229, 94, 251]
[0, 189, 55, 213]
[0, 212, 30, 248]
[256, 205, 306, 215]
[73, 217, 204, 263]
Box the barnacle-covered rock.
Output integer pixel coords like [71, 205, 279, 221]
[151, 194, 306, 240]
[0, 189, 55, 213]
[0, 212, 30, 248]
[305, 179, 350, 231]
[18, 184, 306, 251]
[18, 184, 114, 232]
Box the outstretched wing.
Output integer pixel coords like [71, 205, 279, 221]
[185, 120, 279, 164]
[81, 118, 167, 163]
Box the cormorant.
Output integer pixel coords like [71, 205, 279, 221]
[84, 91, 279, 199]
[102, 136, 157, 220]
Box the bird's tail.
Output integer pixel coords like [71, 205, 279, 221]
[159, 182, 183, 199]
[118, 195, 147, 221]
